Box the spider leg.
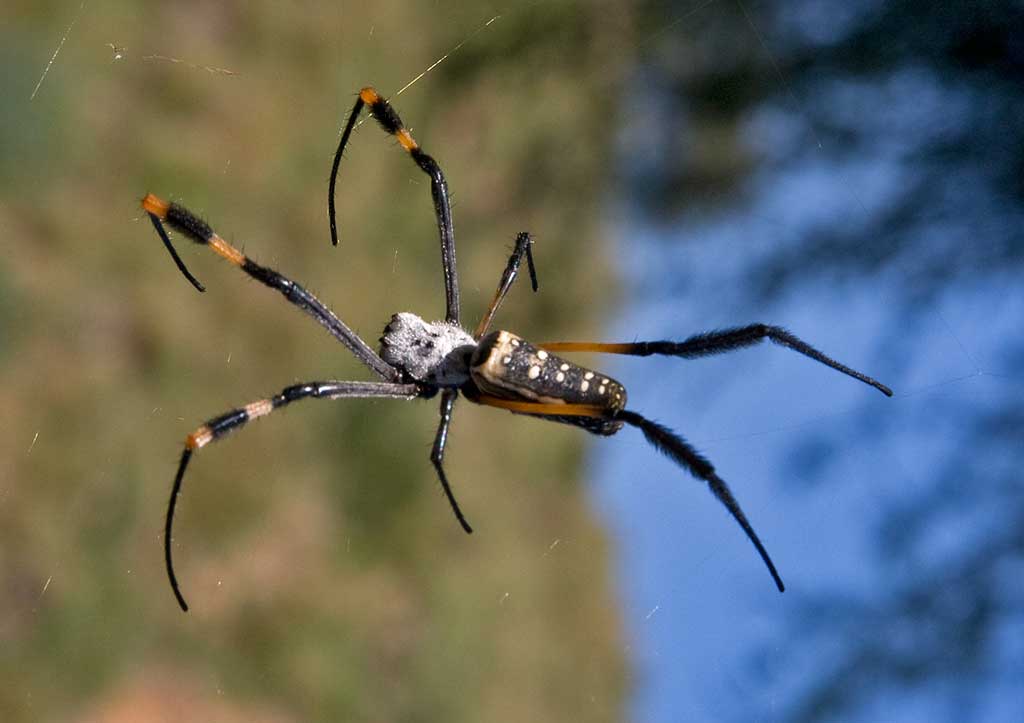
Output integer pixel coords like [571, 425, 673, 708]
[142, 194, 400, 382]
[615, 410, 785, 592]
[468, 394, 784, 591]
[165, 380, 421, 611]
[541, 324, 893, 396]
[328, 88, 461, 325]
[469, 396, 606, 418]
[148, 211, 206, 292]
[430, 389, 473, 534]
[473, 232, 539, 339]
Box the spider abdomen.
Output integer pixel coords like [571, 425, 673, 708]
[469, 330, 626, 435]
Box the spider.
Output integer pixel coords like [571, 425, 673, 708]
[143, 87, 893, 612]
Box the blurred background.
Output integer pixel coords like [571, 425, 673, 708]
[2, 1, 1021, 722]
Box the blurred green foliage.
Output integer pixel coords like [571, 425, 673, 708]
[0, 2, 637, 720]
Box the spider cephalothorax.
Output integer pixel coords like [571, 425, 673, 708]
[143, 86, 892, 612]
[379, 312, 475, 387]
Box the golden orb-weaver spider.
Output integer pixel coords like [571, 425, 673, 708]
[143, 87, 892, 611]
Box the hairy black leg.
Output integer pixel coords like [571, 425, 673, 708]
[328, 94, 365, 248]
[474, 232, 539, 339]
[328, 87, 461, 325]
[142, 195, 400, 382]
[430, 389, 473, 534]
[544, 324, 892, 396]
[616, 409, 785, 592]
[166, 380, 421, 611]
[147, 211, 205, 292]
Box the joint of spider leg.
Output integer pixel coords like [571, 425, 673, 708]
[358, 87, 419, 152]
[185, 425, 213, 451]
[506, 232, 539, 292]
[520, 233, 539, 292]
[142, 193, 246, 268]
[415, 383, 441, 400]
[143, 194, 212, 244]
[183, 391, 295, 453]
[145, 206, 206, 292]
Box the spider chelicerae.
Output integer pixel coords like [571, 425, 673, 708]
[143, 87, 893, 611]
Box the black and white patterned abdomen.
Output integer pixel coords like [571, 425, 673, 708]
[468, 330, 626, 435]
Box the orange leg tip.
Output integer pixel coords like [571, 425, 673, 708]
[359, 87, 381, 104]
[141, 193, 169, 218]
